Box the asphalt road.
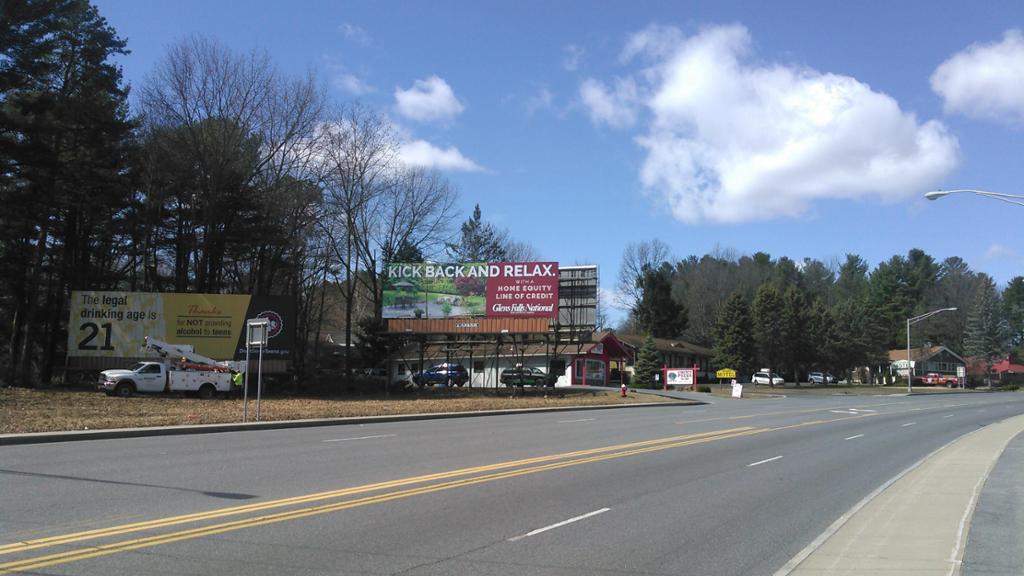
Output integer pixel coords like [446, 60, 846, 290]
[2, 391, 1023, 575]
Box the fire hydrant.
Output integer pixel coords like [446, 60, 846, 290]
[620, 382, 628, 397]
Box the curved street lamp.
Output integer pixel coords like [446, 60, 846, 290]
[906, 307, 957, 394]
[925, 189, 1024, 207]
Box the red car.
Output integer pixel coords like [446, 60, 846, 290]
[922, 372, 960, 387]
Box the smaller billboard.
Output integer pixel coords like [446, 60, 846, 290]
[666, 368, 695, 387]
[383, 262, 558, 319]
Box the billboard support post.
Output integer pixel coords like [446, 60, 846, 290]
[243, 344, 250, 422]
[246, 318, 269, 423]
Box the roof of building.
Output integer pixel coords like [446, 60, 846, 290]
[966, 356, 1024, 374]
[887, 345, 964, 364]
[616, 333, 713, 357]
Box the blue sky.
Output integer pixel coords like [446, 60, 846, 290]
[95, 0, 1024, 322]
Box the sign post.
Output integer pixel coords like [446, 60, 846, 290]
[245, 318, 269, 422]
[957, 365, 966, 389]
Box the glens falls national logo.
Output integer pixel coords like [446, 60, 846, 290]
[257, 310, 283, 339]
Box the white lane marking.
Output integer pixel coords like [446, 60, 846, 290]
[944, 414, 954, 419]
[748, 455, 784, 467]
[322, 434, 397, 443]
[508, 508, 610, 542]
[845, 434, 865, 441]
[558, 418, 595, 423]
[902, 422, 916, 427]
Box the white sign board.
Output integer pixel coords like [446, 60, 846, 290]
[731, 383, 743, 398]
[666, 368, 695, 386]
[956, 366, 966, 378]
[247, 318, 269, 347]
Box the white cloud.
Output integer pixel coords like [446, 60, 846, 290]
[621, 24, 685, 63]
[601, 286, 631, 311]
[398, 139, 483, 172]
[340, 23, 370, 45]
[394, 76, 464, 123]
[579, 77, 639, 128]
[931, 29, 1024, 123]
[563, 44, 585, 71]
[526, 87, 554, 115]
[334, 72, 373, 96]
[985, 243, 1018, 260]
[588, 23, 958, 223]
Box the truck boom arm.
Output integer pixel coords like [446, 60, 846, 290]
[143, 337, 228, 370]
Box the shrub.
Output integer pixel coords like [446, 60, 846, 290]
[698, 385, 711, 393]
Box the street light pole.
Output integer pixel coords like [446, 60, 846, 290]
[925, 189, 1024, 207]
[906, 307, 957, 394]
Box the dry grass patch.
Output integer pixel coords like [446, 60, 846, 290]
[0, 387, 680, 434]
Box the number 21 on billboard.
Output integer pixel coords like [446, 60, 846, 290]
[77, 322, 114, 351]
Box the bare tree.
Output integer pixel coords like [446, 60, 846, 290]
[315, 104, 397, 378]
[367, 167, 458, 314]
[136, 35, 325, 293]
[616, 239, 671, 312]
[502, 238, 541, 262]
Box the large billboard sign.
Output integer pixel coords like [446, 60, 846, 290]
[68, 291, 294, 361]
[383, 262, 558, 319]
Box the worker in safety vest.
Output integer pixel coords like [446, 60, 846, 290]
[231, 370, 244, 397]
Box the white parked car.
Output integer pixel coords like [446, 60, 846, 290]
[751, 371, 784, 386]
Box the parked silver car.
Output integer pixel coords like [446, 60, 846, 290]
[808, 371, 835, 385]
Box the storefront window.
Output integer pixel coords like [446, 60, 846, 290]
[574, 358, 606, 384]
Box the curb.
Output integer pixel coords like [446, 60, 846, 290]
[0, 400, 698, 446]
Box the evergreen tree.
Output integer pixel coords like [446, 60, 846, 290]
[633, 263, 688, 338]
[835, 254, 869, 302]
[780, 287, 810, 384]
[1, 0, 135, 385]
[446, 204, 506, 262]
[752, 285, 784, 386]
[831, 297, 887, 383]
[964, 275, 1008, 382]
[390, 240, 424, 263]
[634, 333, 661, 388]
[1004, 276, 1024, 354]
[800, 258, 835, 307]
[806, 299, 840, 373]
[712, 292, 754, 379]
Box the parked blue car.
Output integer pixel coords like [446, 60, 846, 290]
[412, 363, 470, 387]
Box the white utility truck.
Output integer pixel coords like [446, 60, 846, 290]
[99, 337, 234, 398]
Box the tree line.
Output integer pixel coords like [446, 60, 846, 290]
[0, 0, 529, 386]
[620, 240, 1024, 384]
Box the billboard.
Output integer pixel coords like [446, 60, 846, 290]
[383, 262, 558, 319]
[68, 291, 294, 361]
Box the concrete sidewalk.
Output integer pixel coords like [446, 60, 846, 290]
[780, 413, 1024, 576]
[962, 431, 1024, 575]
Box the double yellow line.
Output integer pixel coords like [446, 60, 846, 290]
[1, 426, 763, 574]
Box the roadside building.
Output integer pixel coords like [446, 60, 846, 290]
[386, 330, 634, 388]
[616, 334, 714, 383]
[965, 356, 1024, 387]
[888, 345, 965, 382]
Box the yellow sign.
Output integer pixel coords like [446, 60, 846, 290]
[715, 368, 737, 379]
[69, 291, 251, 360]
